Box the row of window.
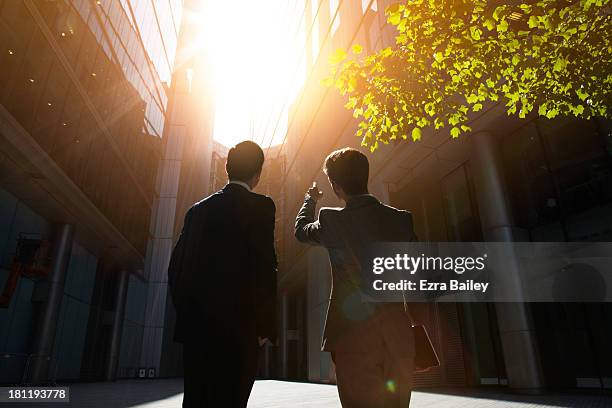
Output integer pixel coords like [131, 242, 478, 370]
[70, 0, 176, 137]
[0, 1, 161, 254]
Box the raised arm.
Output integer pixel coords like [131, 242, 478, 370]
[294, 183, 326, 245]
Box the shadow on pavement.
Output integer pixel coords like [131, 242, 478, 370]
[414, 387, 611, 408]
[18, 379, 184, 408]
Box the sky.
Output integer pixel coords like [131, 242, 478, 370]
[200, 0, 307, 148]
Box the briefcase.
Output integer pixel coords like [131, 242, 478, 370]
[413, 324, 439, 372]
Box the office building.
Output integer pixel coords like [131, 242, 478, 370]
[0, 0, 188, 383]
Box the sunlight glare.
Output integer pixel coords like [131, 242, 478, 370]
[200, 0, 305, 148]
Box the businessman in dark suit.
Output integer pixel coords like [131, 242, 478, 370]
[168, 141, 277, 408]
[295, 148, 417, 407]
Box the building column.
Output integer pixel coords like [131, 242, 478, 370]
[29, 223, 74, 384]
[105, 269, 129, 381]
[470, 131, 544, 392]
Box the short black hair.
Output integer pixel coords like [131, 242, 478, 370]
[323, 148, 369, 195]
[226, 141, 265, 182]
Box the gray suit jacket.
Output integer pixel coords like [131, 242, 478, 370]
[295, 194, 417, 352]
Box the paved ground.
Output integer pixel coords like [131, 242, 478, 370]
[12, 379, 611, 407]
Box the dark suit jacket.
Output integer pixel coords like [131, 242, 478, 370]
[295, 194, 416, 352]
[168, 183, 278, 343]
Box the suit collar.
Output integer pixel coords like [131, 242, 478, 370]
[227, 180, 251, 191]
[223, 182, 250, 194]
[345, 194, 379, 209]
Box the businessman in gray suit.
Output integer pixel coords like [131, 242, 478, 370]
[295, 148, 417, 407]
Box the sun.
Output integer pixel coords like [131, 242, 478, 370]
[198, 0, 306, 148]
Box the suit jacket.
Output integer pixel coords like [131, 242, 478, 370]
[295, 194, 416, 352]
[168, 183, 278, 343]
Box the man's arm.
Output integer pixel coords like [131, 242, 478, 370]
[251, 197, 278, 343]
[294, 183, 326, 245]
[403, 211, 418, 242]
[168, 208, 193, 307]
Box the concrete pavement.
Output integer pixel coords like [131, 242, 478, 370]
[11, 379, 611, 407]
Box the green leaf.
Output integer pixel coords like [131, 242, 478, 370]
[470, 26, 482, 40]
[497, 19, 508, 32]
[352, 44, 363, 54]
[493, 6, 503, 21]
[573, 104, 584, 115]
[388, 10, 401, 26]
[326, 0, 611, 151]
[538, 104, 547, 116]
[412, 127, 422, 141]
[344, 97, 357, 109]
[576, 88, 589, 101]
[381, 47, 393, 57]
[329, 48, 347, 64]
[553, 58, 567, 72]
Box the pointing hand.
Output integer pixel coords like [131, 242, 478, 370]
[307, 182, 323, 202]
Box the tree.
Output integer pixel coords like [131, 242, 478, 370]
[324, 0, 611, 152]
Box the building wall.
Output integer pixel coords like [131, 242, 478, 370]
[0, 0, 184, 384]
[118, 273, 147, 378]
[0, 0, 176, 254]
[51, 242, 98, 380]
[0, 187, 99, 382]
[0, 187, 50, 383]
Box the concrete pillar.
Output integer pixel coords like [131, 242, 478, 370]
[29, 223, 74, 384]
[470, 131, 544, 392]
[105, 269, 129, 381]
[142, 0, 215, 377]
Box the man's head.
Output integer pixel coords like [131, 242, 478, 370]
[226, 141, 265, 188]
[323, 148, 369, 200]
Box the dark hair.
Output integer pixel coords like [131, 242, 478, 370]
[226, 141, 265, 182]
[323, 148, 369, 195]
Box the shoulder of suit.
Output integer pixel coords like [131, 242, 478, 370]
[187, 189, 230, 213]
[248, 191, 275, 210]
[187, 197, 207, 213]
[380, 202, 412, 215]
[318, 206, 342, 221]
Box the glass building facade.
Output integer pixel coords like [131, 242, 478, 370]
[0, 0, 181, 253]
[0, 0, 183, 383]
